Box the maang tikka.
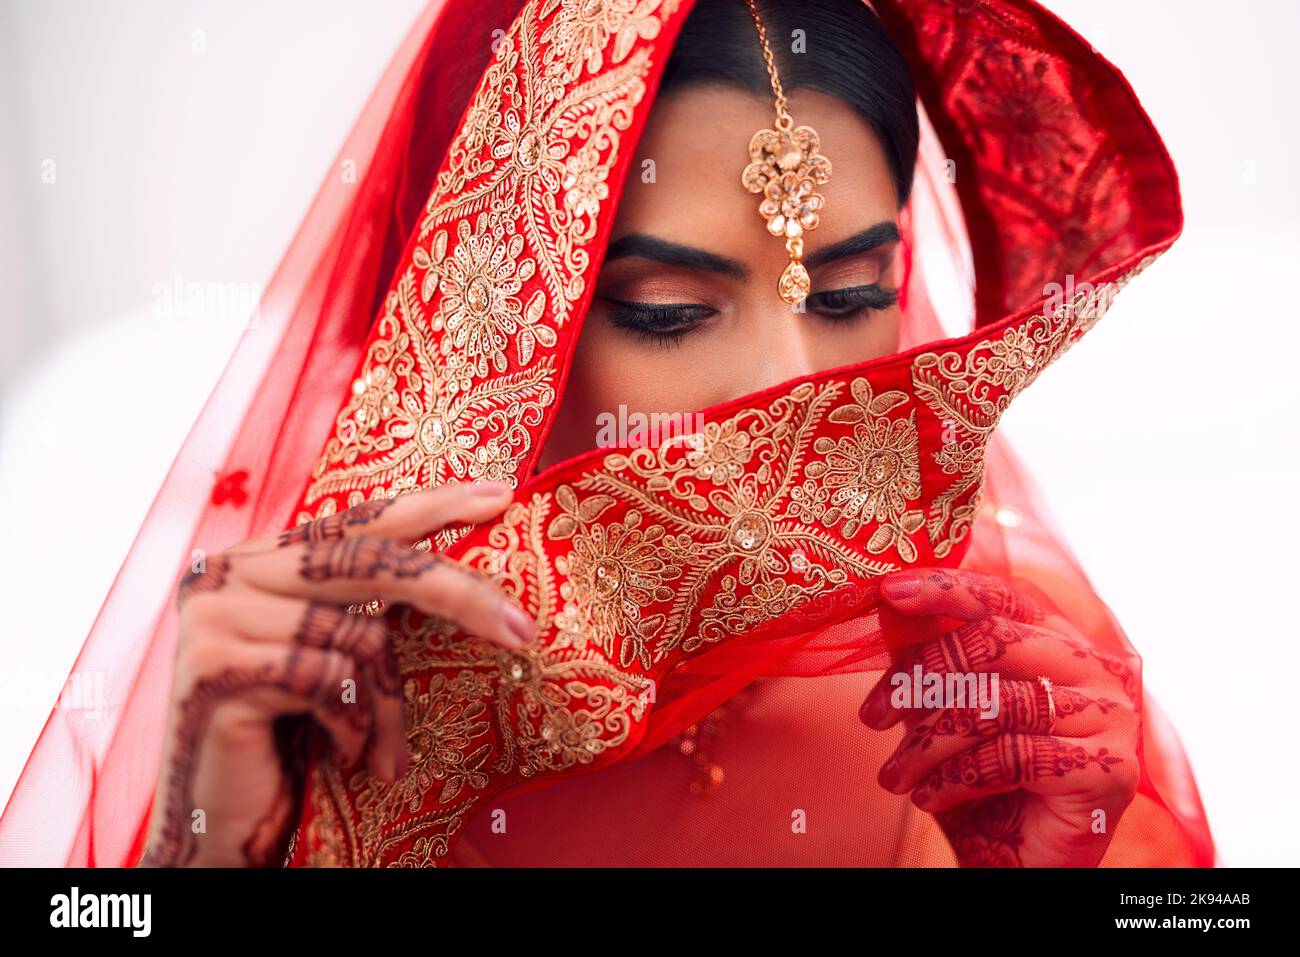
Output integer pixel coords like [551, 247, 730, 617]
[740, 0, 833, 305]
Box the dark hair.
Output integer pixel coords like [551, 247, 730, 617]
[660, 0, 919, 206]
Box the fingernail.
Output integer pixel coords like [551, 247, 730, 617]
[878, 757, 901, 791]
[881, 576, 921, 600]
[472, 480, 512, 497]
[860, 694, 886, 727]
[501, 601, 535, 646]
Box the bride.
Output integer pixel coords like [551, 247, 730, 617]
[0, 0, 1215, 868]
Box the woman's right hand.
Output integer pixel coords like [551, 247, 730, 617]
[139, 481, 534, 867]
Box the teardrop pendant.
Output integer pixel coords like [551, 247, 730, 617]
[778, 259, 810, 305]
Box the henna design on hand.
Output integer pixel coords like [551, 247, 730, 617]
[142, 654, 344, 868]
[341, 539, 495, 620]
[926, 573, 1137, 707]
[294, 602, 400, 698]
[1060, 635, 1140, 703]
[143, 664, 280, 867]
[298, 537, 444, 583]
[177, 554, 232, 605]
[884, 572, 1133, 867]
[277, 498, 397, 548]
[1053, 686, 1118, 717]
[924, 569, 1047, 623]
[912, 735, 1124, 807]
[936, 791, 1028, 867]
[906, 616, 1032, 676]
[902, 678, 1057, 754]
[292, 608, 374, 743]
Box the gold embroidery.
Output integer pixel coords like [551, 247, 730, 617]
[787, 378, 925, 562]
[550, 487, 685, 668]
[300, 761, 348, 867]
[913, 255, 1158, 556]
[299, 268, 557, 538]
[311, 375, 917, 864]
[303, 252, 1157, 864]
[430, 212, 555, 374]
[292, 0, 1166, 869]
[344, 674, 491, 864]
[422, 2, 659, 330]
[318, 495, 652, 865]
[302, 0, 664, 526]
[541, 0, 674, 81]
[682, 418, 754, 486]
[557, 380, 898, 660]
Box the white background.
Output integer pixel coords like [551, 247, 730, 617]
[1, 0, 1297, 865]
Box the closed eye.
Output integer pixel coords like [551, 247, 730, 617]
[601, 283, 897, 346]
[804, 283, 899, 320]
[603, 298, 718, 346]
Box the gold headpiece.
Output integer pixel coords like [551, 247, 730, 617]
[740, 0, 833, 305]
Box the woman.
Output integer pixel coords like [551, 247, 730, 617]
[0, 0, 1214, 868]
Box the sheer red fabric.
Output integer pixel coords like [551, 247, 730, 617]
[0, 0, 1215, 868]
[0, 0, 527, 867]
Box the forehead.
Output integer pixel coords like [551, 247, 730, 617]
[611, 84, 900, 256]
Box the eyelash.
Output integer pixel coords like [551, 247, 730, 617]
[605, 299, 717, 348]
[604, 284, 898, 347]
[804, 284, 900, 318]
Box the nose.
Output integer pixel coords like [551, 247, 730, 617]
[737, 299, 822, 392]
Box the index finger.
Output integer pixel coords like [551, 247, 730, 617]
[230, 534, 535, 650]
[228, 481, 515, 557]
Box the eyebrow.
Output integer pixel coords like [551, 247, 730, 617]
[602, 220, 900, 280]
[604, 233, 750, 280]
[804, 221, 901, 269]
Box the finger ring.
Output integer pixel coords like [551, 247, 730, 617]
[1037, 675, 1057, 734]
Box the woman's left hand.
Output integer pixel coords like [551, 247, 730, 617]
[859, 567, 1141, 867]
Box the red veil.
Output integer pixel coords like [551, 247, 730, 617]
[0, 0, 1215, 868]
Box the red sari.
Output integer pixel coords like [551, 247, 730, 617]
[0, 0, 1214, 868]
